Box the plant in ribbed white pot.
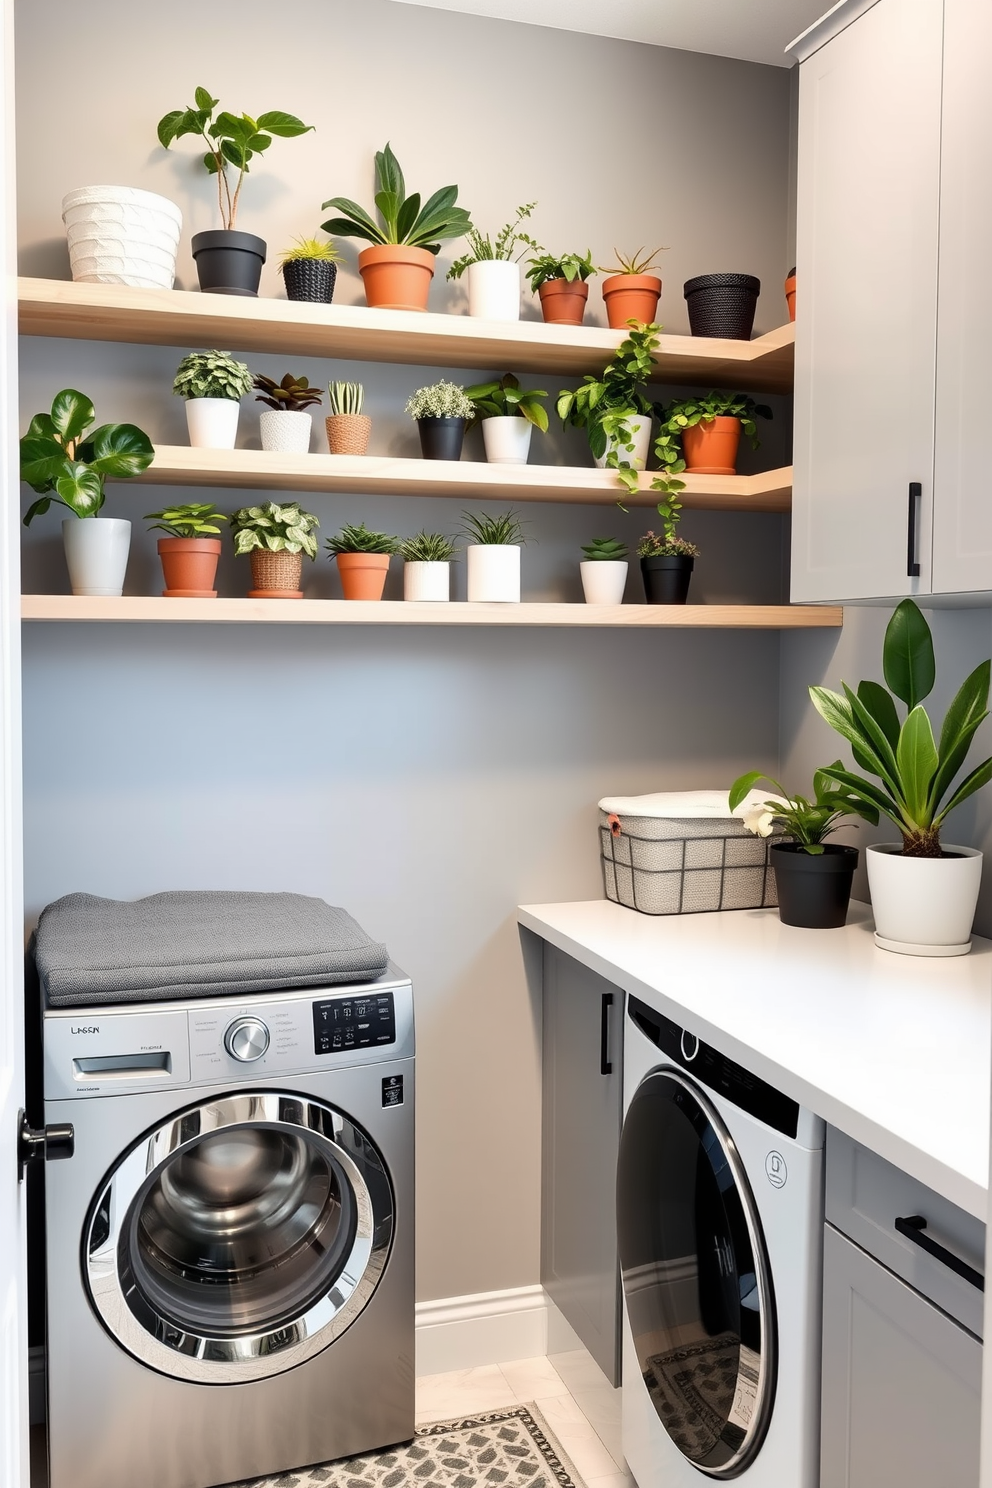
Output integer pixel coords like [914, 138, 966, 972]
[173, 351, 252, 449]
[400, 531, 457, 602]
[61, 185, 183, 289]
[463, 509, 527, 603]
[252, 373, 322, 454]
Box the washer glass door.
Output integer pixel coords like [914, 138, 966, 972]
[85, 1091, 393, 1383]
[617, 1068, 775, 1476]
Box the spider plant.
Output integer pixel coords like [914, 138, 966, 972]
[462, 509, 527, 546]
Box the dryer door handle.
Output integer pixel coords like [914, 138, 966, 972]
[894, 1214, 984, 1291]
[17, 1109, 74, 1181]
[600, 993, 613, 1076]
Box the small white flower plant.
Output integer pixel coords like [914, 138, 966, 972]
[728, 766, 878, 854]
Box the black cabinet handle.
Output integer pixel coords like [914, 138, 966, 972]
[907, 482, 921, 577]
[894, 1214, 984, 1291]
[600, 992, 613, 1076]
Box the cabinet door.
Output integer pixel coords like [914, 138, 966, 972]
[820, 1223, 981, 1488]
[792, 0, 943, 603]
[541, 945, 622, 1385]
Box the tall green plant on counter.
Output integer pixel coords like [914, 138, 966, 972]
[321, 142, 473, 251]
[20, 389, 155, 523]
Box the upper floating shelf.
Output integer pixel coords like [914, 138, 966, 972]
[17, 278, 795, 392]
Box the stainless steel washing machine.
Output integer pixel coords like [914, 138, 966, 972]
[42, 968, 414, 1488]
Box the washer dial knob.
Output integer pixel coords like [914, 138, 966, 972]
[224, 1016, 270, 1063]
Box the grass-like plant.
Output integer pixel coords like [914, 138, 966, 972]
[729, 768, 877, 855]
[253, 373, 323, 412]
[599, 247, 667, 276]
[465, 374, 549, 431]
[145, 502, 228, 538]
[581, 537, 628, 561]
[405, 381, 474, 421]
[173, 351, 253, 402]
[279, 236, 341, 266]
[327, 382, 365, 416]
[321, 142, 472, 253]
[400, 531, 458, 563]
[525, 249, 597, 292]
[20, 389, 155, 523]
[637, 530, 699, 559]
[462, 509, 527, 546]
[809, 599, 992, 857]
[653, 391, 772, 479]
[325, 523, 400, 556]
[447, 203, 539, 280]
[230, 501, 319, 559]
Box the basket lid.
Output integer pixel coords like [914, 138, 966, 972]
[598, 788, 778, 820]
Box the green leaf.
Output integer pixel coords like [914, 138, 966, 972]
[395, 192, 421, 244]
[157, 109, 187, 148]
[255, 110, 313, 137]
[220, 138, 247, 170]
[883, 598, 935, 708]
[728, 771, 767, 812]
[843, 684, 902, 794]
[374, 141, 405, 199]
[20, 436, 69, 492]
[320, 197, 386, 244]
[194, 86, 216, 112]
[934, 757, 992, 827]
[213, 111, 255, 144]
[55, 464, 104, 517]
[375, 188, 404, 239]
[86, 423, 155, 479]
[815, 763, 901, 825]
[50, 389, 95, 444]
[22, 496, 53, 526]
[857, 679, 901, 750]
[895, 706, 939, 825]
[203, 152, 221, 175]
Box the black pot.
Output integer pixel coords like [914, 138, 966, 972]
[191, 230, 267, 297]
[684, 272, 760, 339]
[770, 842, 858, 929]
[283, 258, 337, 304]
[641, 554, 694, 605]
[418, 416, 466, 461]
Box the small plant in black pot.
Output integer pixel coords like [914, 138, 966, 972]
[728, 768, 878, 928]
[279, 236, 341, 303]
[405, 381, 474, 461]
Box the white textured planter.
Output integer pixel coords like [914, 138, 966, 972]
[467, 544, 521, 602]
[259, 409, 312, 454]
[580, 560, 628, 604]
[62, 186, 182, 289]
[62, 518, 131, 597]
[594, 413, 652, 471]
[866, 842, 983, 955]
[404, 561, 450, 602]
[467, 260, 520, 321]
[185, 398, 240, 450]
[482, 417, 533, 466]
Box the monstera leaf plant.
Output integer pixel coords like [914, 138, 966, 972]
[20, 389, 155, 524]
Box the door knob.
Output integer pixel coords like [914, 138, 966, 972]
[17, 1110, 74, 1180]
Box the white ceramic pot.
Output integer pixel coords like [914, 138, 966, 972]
[467, 259, 520, 321]
[482, 416, 533, 466]
[404, 561, 450, 602]
[467, 544, 520, 603]
[594, 413, 653, 471]
[185, 398, 240, 450]
[866, 842, 983, 955]
[580, 560, 628, 604]
[259, 409, 312, 454]
[62, 517, 131, 597]
[62, 186, 182, 290]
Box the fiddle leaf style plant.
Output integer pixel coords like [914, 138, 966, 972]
[809, 599, 992, 858]
[728, 768, 878, 855]
[252, 373, 323, 412]
[21, 389, 155, 523]
[465, 374, 549, 431]
[653, 390, 772, 478]
[581, 537, 628, 561]
[524, 249, 597, 292]
[325, 523, 400, 556]
[447, 202, 540, 280]
[230, 501, 320, 558]
[399, 531, 458, 563]
[157, 89, 314, 232]
[173, 351, 253, 402]
[321, 142, 473, 252]
[145, 502, 227, 538]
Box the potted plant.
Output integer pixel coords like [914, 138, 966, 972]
[809, 599, 992, 955]
[252, 373, 322, 454]
[446, 202, 539, 322]
[145, 502, 227, 598]
[325, 523, 400, 601]
[580, 537, 628, 605]
[325, 382, 371, 455]
[20, 388, 154, 596]
[400, 531, 457, 602]
[557, 323, 659, 475]
[278, 236, 341, 303]
[683, 272, 761, 339]
[638, 523, 699, 606]
[157, 89, 314, 296]
[525, 249, 597, 326]
[599, 247, 666, 330]
[321, 142, 472, 312]
[230, 500, 319, 598]
[173, 351, 253, 449]
[463, 509, 527, 603]
[729, 768, 878, 929]
[785, 266, 797, 323]
[61, 185, 183, 290]
[405, 381, 474, 461]
[465, 374, 549, 465]
[654, 390, 772, 477]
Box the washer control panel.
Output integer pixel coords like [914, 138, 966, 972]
[224, 1015, 270, 1062]
[313, 992, 395, 1055]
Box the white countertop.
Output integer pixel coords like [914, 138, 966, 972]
[518, 899, 992, 1219]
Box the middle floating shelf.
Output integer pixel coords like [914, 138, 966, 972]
[129, 447, 793, 513]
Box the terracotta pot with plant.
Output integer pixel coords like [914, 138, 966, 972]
[325, 523, 400, 600]
[406, 380, 474, 461]
[325, 382, 371, 455]
[145, 503, 227, 598]
[322, 143, 473, 312]
[557, 323, 660, 482]
[465, 373, 548, 466]
[400, 530, 457, 602]
[654, 390, 772, 477]
[231, 500, 320, 598]
[525, 249, 597, 326]
[599, 247, 666, 330]
[173, 351, 253, 450]
[252, 372, 322, 454]
[279, 236, 341, 303]
[446, 202, 539, 321]
[157, 89, 313, 296]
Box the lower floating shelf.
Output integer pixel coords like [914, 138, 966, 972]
[21, 596, 843, 629]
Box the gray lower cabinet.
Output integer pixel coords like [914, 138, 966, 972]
[540, 944, 622, 1385]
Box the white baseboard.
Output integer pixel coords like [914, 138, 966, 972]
[416, 1284, 554, 1376]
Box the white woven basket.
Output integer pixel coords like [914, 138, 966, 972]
[62, 186, 182, 289]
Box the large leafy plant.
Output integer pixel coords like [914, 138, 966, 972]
[21, 389, 154, 524]
[729, 768, 877, 855]
[525, 249, 596, 292]
[321, 143, 472, 253]
[157, 89, 314, 231]
[810, 599, 992, 857]
[447, 203, 539, 279]
[465, 374, 549, 430]
[230, 501, 319, 559]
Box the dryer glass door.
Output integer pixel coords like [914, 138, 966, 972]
[617, 1068, 775, 1477]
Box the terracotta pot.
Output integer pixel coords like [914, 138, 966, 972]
[602, 273, 662, 330]
[785, 271, 797, 322]
[248, 548, 304, 598]
[326, 413, 371, 455]
[538, 278, 589, 326]
[157, 537, 221, 598]
[681, 416, 742, 475]
[358, 244, 435, 311]
[336, 552, 391, 600]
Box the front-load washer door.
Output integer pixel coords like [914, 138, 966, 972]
[84, 1091, 393, 1384]
[617, 1068, 775, 1477]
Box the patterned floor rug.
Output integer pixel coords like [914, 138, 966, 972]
[233, 1404, 588, 1488]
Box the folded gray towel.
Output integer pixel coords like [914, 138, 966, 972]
[35, 890, 389, 1007]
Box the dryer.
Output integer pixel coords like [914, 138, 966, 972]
[42, 969, 414, 1488]
[617, 994, 823, 1485]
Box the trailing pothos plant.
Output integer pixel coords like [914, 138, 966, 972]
[810, 599, 992, 857]
[20, 389, 155, 524]
[557, 321, 658, 468]
[653, 390, 772, 479]
[321, 142, 472, 253]
[465, 374, 549, 430]
[728, 768, 877, 854]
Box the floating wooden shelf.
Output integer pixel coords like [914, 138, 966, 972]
[21, 596, 842, 629]
[18, 278, 795, 392]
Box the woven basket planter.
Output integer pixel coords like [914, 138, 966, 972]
[326, 414, 372, 455]
[684, 272, 760, 339]
[62, 185, 182, 289]
[283, 259, 337, 303]
[248, 548, 304, 598]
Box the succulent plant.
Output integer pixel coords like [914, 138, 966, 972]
[581, 537, 628, 561]
[325, 523, 400, 556]
[173, 351, 253, 402]
[253, 373, 323, 412]
[327, 382, 365, 416]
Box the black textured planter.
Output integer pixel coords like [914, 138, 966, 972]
[684, 272, 760, 339]
[191, 230, 267, 297]
[417, 417, 466, 461]
[283, 258, 337, 303]
[641, 554, 694, 605]
[770, 842, 858, 929]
